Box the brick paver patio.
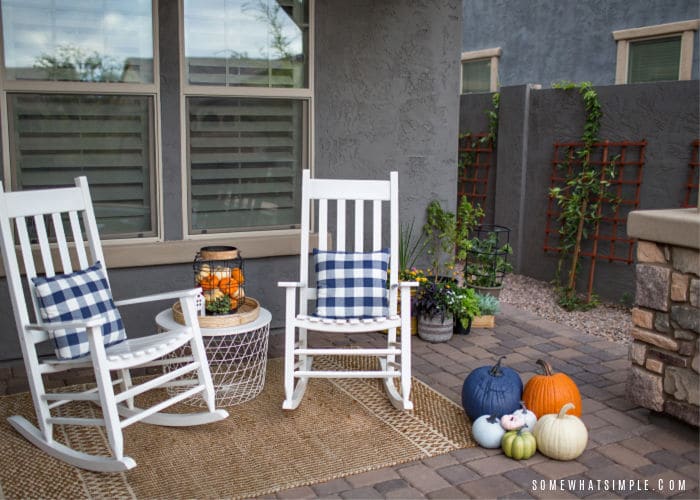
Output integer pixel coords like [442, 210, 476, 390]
[0, 303, 697, 499]
[266, 304, 699, 500]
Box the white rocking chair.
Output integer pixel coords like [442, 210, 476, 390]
[0, 177, 228, 472]
[279, 170, 416, 411]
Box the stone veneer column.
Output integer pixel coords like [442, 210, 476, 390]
[627, 208, 699, 426]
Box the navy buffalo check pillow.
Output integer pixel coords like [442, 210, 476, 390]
[314, 248, 390, 319]
[31, 261, 126, 360]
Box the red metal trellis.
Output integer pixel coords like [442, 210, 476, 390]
[683, 140, 699, 208]
[543, 140, 646, 299]
[457, 132, 492, 218]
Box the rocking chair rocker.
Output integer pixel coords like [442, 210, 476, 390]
[279, 170, 417, 411]
[0, 177, 228, 472]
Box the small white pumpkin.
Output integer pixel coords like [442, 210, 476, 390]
[533, 402, 588, 460]
[472, 414, 506, 449]
[500, 413, 525, 431]
[512, 401, 538, 432]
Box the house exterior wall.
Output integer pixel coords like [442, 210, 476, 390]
[462, 0, 699, 88]
[0, 0, 462, 361]
[459, 80, 699, 303]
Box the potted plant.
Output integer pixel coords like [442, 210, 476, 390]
[463, 225, 513, 298]
[422, 200, 458, 283]
[451, 286, 481, 335]
[413, 280, 455, 343]
[472, 293, 500, 328]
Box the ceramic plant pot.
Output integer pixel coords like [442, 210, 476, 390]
[418, 313, 454, 343]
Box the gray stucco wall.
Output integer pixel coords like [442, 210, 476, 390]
[461, 80, 699, 302]
[0, 0, 462, 361]
[316, 0, 462, 235]
[462, 0, 699, 88]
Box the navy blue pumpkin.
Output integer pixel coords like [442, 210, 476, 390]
[461, 356, 523, 421]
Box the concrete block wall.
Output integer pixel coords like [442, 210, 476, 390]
[459, 80, 700, 301]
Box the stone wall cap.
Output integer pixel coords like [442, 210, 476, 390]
[628, 208, 700, 250]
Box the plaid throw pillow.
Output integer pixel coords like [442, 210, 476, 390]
[314, 248, 389, 319]
[31, 261, 126, 360]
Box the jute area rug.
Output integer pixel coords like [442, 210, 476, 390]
[0, 356, 474, 499]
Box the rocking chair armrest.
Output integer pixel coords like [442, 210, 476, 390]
[114, 287, 202, 307]
[278, 281, 304, 288]
[397, 280, 419, 288]
[26, 317, 105, 333]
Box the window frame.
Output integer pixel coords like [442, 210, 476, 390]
[460, 47, 501, 94]
[613, 19, 700, 84]
[179, 0, 314, 240]
[0, 0, 163, 245]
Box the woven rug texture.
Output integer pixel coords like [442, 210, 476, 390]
[0, 356, 474, 499]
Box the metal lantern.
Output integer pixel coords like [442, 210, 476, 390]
[193, 246, 245, 315]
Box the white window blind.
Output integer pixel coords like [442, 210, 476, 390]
[462, 59, 491, 93]
[628, 36, 681, 83]
[187, 97, 304, 233]
[8, 93, 155, 238]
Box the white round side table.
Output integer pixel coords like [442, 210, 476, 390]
[155, 307, 271, 407]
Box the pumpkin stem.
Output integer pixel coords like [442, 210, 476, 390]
[535, 359, 554, 376]
[490, 356, 507, 376]
[558, 403, 576, 418]
[486, 415, 499, 424]
[519, 401, 528, 411]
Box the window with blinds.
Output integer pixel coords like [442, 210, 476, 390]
[628, 36, 682, 83]
[7, 94, 155, 238]
[187, 97, 304, 233]
[1, 0, 153, 83]
[183, 0, 310, 235]
[462, 59, 491, 93]
[184, 0, 308, 88]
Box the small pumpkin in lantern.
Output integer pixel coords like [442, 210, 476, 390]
[471, 414, 506, 449]
[533, 403, 588, 460]
[501, 428, 537, 460]
[522, 359, 582, 418]
[198, 274, 220, 291]
[461, 356, 523, 421]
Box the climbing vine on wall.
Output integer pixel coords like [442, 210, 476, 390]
[457, 92, 500, 216]
[549, 81, 620, 310]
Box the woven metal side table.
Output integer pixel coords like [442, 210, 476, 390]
[155, 307, 271, 407]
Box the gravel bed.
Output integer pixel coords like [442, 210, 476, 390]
[500, 274, 632, 344]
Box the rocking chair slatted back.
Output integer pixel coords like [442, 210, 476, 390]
[299, 170, 400, 314]
[0, 177, 104, 340]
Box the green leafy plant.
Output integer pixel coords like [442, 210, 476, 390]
[550, 81, 620, 310]
[399, 219, 428, 276]
[476, 293, 500, 316]
[205, 295, 232, 315]
[463, 230, 513, 288]
[423, 200, 458, 282]
[451, 286, 481, 328]
[412, 280, 455, 322]
[455, 196, 485, 262]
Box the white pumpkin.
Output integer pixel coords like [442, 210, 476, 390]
[533, 402, 588, 460]
[512, 401, 538, 432]
[472, 414, 506, 449]
[500, 413, 525, 431]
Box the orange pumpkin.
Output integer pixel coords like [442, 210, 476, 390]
[218, 277, 240, 297]
[522, 359, 582, 418]
[230, 268, 244, 284]
[198, 274, 220, 290]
